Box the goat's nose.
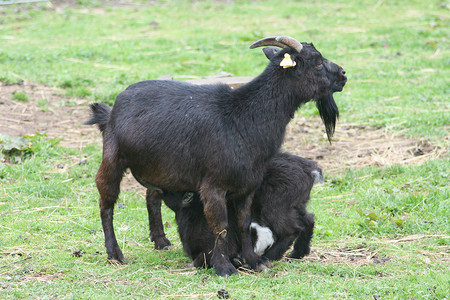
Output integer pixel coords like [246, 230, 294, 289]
[340, 69, 347, 81]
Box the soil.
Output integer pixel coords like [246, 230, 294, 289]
[1, 81, 445, 172]
[0, 82, 100, 150]
[1, 81, 446, 194]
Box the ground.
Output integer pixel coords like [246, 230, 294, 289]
[0, 80, 445, 196]
[0, 81, 443, 172]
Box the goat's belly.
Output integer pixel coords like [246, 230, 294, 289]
[130, 167, 197, 192]
[120, 138, 264, 194]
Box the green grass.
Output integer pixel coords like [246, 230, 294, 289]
[1, 0, 448, 141]
[1, 138, 448, 299]
[11, 91, 29, 102]
[0, 0, 449, 299]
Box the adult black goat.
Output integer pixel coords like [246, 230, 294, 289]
[161, 152, 322, 268]
[86, 36, 346, 276]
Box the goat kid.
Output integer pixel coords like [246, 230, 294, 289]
[86, 36, 346, 276]
[162, 152, 322, 268]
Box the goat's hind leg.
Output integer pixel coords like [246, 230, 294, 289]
[96, 153, 126, 263]
[146, 190, 171, 250]
[289, 213, 315, 259]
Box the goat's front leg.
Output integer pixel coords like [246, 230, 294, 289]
[145, 189, 171, 250]
[200, 181, 238, 276]
[192, 252, 210, 269]
[289, 213, 315, 259]
[236, 193, 269, 271]
[96, 156, 126, 263]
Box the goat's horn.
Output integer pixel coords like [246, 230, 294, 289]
[249, 36, 289, 50]
[275, 36, 303, 52]
[249, 36, 303, 53]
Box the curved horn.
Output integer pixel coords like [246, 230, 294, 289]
[275, 36, 303, 52]
[249, 36, 303, 53]
[249, 36, 289, 50]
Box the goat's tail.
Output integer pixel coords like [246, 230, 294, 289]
[311, 167, 324, 184]
[84, 103, 112, 133]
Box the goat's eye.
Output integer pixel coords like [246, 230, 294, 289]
[315, 63, 323, 70]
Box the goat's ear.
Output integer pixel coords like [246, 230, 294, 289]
[280, 53, 298, 68]
[262, 46, 279, 60]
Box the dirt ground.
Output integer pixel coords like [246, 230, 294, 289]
[1, 81, 446, 172]
[0, 80, 448, 195]
[0, 82, 99, 149]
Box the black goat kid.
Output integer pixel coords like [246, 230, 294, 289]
[86, 36, 346, 276]
[162, 152, 322, 268]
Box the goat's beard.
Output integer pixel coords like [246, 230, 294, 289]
[315, 93, 339, 142]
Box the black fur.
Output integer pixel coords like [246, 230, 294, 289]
[162, 153, 321, 267]
[84, 103, 112, 133]
[86, 38, 346, 276]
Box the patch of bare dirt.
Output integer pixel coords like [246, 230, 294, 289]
[0, 82, 101, 149]
[20, 271, 63, 283]
[0, 82, 447, 184]
[283, 116, 447, 175]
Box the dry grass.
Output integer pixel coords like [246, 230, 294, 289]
[284, 116, 448, 175]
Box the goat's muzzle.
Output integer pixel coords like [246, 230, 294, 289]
[333, 67, 347, 92]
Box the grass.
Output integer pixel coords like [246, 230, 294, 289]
[1, 137, 448, 299]
[1, 0, 449, 141]
[11, 91, 29, 102]
[0, 0, 449, 299]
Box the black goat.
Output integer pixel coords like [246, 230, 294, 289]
[86, 36, 346, 276]
[162, 152, 322, 268]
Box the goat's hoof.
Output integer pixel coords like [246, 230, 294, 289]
[231, 257, 245, 268]
[255, 263, 269, 272]
[214, 264, 238, 277]
[255, 258, 273, 272]
[106, 250, 127, 265]
[246, 256, 271, 272]
[107, 258, 127, 265]
[261, 259, 274, 269]
[288, 251, 307, 259]
[154, 238, 172, 250]
[255, 256, 272, 269]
